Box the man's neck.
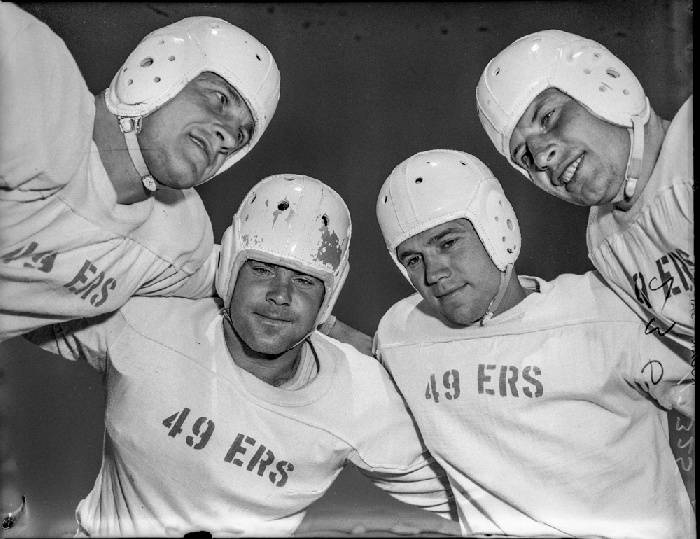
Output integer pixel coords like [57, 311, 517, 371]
[222, 317, 304, 387]
[614, 110, 670, 212]
[92, 91, 152, 205]
[492, 269, 530, 317]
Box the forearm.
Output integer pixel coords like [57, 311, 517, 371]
[357, 453, 457, 520]
[318, 316, 373, 356]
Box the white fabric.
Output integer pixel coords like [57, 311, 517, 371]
[27, 296, 452, 537]
[376, 271, 695, 538]
[587, 96, 694, 350]
[0, 4, 218, 342]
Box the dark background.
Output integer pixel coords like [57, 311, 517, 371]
[0, 1, 693, 537]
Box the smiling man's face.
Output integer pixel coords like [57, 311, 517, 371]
[508, 88, 630, 207]
[228, 260, 325, 356]
[396, 218, 501, 327]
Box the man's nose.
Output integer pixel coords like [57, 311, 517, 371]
[266, 273, 292, 305]
[214, 124, 236, 156]
[530, 135, 559, 171]
[424, 254, 450, 286]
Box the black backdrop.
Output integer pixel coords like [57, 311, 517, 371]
[0, 2, 693, 536]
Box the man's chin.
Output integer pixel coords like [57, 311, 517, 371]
[247, 335, 303, 357]
[440, 308, 477, 328]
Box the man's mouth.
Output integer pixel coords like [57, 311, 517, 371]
[435, 284, 465, 300]
[559, 155, 583, 186]
[255, 312, 292, 325]
[190, 134, 211, 165]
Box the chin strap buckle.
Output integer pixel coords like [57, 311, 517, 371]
[118, 116, 142, 135]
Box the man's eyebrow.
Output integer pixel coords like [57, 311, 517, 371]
[427, 227, 462, 246]
[201, 73, 243, 104]
[531, 96, 546, 124]
[222, 80, 244, 104]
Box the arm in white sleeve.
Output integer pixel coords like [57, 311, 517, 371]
[351, 447, 457, 521]
[136, 244, 220, 299]
[0, 3, 94, 193]
[23, 310, 126, 372]
[345, 366, 457, 521]
[623, 324, 695, 420]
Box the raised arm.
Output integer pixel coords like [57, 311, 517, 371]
[136, 244, 220, 300]
[0, 3, 94, 194]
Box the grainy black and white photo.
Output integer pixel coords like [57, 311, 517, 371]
[0, 2, 694, 537]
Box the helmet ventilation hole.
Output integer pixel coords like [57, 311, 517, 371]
[494, 67, 501, 76]
[285, 177, 295, 181]
[606, 68, 620, 78]
[140, 57, 154, 68]
[384, 195, 388, 203]
[168, 56, 176, 62]
[502, 236, 506, 242]
[250, 194, 256, 203]
[460, 161, 467, 166]
[415, 177, 423, 184]
[154, 77, 161, 83]
[278, 200, 289, 211]
[507, 247, 513, 254]
[598, 85, 607, 92]
[622, 88, 630, 95]
[506, 218, 513, 230]
[593, 52, 601, 59]
[321, 214, 329, 226]
[256, 54, 261, 61]
[123, 67, 128, 73]
[583, 68, 591, 75]
[127, 79, 134, 85]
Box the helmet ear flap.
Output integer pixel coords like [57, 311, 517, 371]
[215, 216, 246, 309]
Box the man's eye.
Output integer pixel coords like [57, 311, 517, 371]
[251, 264, 272, 275]
[403, 256, 420, 268]
[541, 110, 554, 127]
[216, 91, 228, 107]
[514, 146, 532, 169]
[237, 129, 249, 147]
[441, 239, 456, 250]
[294, 276, 318, 288]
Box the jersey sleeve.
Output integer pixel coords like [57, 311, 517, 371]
[136, 244, 219, 299]
[23, 310, 127, 373]
[345, 360, 456, 520]
[622, 323, 695, 418]
[0, 3, 94, 195]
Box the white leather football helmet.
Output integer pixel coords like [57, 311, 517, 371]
[377, 149, 520, 323]
[476, 29, 650, 200]
[105, 16, 280, 186]
[216, 174, 351, 327]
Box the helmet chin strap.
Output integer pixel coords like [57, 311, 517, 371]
[111, 102, 158, 192]
[480, 263, 514, 326]
[623, 116, 645, 201]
